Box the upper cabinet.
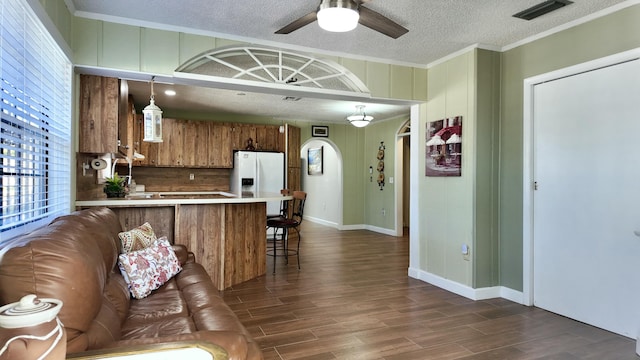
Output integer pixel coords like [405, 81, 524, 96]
[156, 118, 184, 166]
[208, 122, 232, 168]
[79, 74, 292, 170]
[132, 120, 283, 169]
[78, 75, 119, 153]
[183, 120, 210, 168]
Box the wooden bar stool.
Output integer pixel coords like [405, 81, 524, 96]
[266, 191, 306, 274]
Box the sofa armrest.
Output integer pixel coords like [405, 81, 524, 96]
[171, 244, 193, 265]
[66, 340, 228, 360]
[93, 331, 262, 360]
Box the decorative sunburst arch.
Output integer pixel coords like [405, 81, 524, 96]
[175, 45, 370, 95]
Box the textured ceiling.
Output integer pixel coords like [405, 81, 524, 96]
[67, 0, 631, 123]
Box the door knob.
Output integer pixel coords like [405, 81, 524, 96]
[634, 230, 640, 237]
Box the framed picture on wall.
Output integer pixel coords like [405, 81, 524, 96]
[307, 146, 323, 175]
[311, 125, 329, 137]
[425, 116, 462, 177]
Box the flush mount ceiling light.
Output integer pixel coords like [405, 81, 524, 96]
[347, 105, 373, 127]
[142, 76, 163, 143]
[317, 0, 360, 33]
[513, 0, 573, 21]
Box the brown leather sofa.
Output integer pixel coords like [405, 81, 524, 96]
[0, 207, 262, 360]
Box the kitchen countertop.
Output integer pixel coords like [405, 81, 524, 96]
[75, 191, 291, 207]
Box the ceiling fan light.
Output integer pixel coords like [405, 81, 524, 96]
[317, 0, 359, 32]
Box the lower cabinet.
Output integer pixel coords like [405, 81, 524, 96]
[108, 203, 266, 290]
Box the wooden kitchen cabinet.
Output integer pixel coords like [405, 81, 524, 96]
[156, 118, 184, 166]
[208, 122, 233, 168]
[183, 120, 209, 167]
[255, 125, 284, 152]
[230, 123, 257, 151]
[79, 75, 119, 153]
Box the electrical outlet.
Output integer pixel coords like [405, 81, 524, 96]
[189, 173, 195, 180]
[382, 208, 386, 216]
[462, 244, 470, 261]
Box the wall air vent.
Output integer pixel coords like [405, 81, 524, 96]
[513, 0, 573, 20]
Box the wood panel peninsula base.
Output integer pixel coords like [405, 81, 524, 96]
[76, 192, 287, 290]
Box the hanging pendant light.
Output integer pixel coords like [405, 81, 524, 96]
[317, 0, 360, 33]
[347, 105, 373, 127]
[142, 77, 163, 143]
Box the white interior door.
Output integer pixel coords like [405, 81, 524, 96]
[533, 58, 640, 338]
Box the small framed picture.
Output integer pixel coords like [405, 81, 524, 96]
[307, 146, 323, 175]
[312, 125, 329, 137]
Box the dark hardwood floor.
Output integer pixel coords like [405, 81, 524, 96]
[222, 222, 637, 359]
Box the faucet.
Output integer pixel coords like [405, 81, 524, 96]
[111, 155, 132, 185]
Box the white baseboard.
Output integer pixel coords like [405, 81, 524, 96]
[365, 224, 397, 236]
[339, 224, 365, 230]
[408, 267, 525, 304]
[305, 218, 397, 236]
[305, 216, 339, 228]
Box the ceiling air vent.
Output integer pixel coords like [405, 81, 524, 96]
[513, 0, 573, 20]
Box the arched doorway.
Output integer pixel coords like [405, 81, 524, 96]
[300, 138, 343, 229]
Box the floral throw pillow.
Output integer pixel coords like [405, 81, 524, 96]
[118, 222, 157, 253]
[117, 236, 182, 299]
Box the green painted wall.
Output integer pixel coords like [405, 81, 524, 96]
[70, 18, 427, 102]
[364, 116, 408, 230]
[499, 4, 640, 291]
[296, 122, 367, 225]
[421, 51, 476, 286]
[473, 49, 500, 288]
[38, 0, 72, 45]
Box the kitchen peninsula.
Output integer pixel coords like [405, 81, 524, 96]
[76, 191, 291, 290]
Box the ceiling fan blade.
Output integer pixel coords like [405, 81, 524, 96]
[275, 11, 318, 34]
[358, 6, 408, 39]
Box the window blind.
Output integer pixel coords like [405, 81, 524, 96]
[0, 0, 72, 241]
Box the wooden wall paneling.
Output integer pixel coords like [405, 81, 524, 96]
[79, 75, 119, 153]
[157, 118, 184, 166]
[174, 204, 225, 288]
[209, 122, 233, 168]
[286, 125, 301, 191]
[287, 125, 301, 168]
[224, 203, 266, 288]
[134, 114, 158, 166]
[183, 120, 209, 167]
[124, 167, 231, 192]
[76, 153, 107, 200]
[287, 166, 301, 192]
[109, 206, 175, 243]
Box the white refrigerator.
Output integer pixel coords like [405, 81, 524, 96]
[230, 151, 285, 216]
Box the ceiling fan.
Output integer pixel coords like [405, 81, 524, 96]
[274, 0, 408, 39]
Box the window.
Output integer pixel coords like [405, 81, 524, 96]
[176, 45, 370, 94]
[0, 0, 72, 241]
